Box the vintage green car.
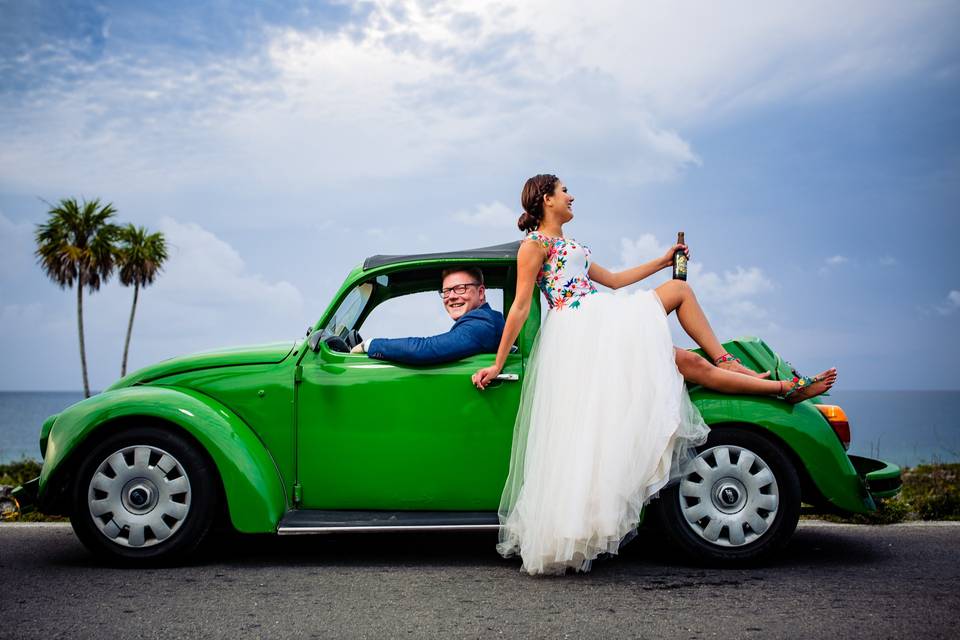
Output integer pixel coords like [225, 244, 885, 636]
[15, 241, 902, 565]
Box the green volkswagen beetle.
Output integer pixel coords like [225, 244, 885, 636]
[14, 241, 902, 565]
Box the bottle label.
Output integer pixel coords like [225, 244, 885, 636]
[675, 254, 687, 277]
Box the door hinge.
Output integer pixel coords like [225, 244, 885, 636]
[294, 365, 303, 384]
[293, 482, 302, 505]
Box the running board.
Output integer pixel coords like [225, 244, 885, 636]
[277, 510, 500, 535]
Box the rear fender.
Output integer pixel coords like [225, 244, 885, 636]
[694, 392, 874, 514]
[39, 386, 287, 533]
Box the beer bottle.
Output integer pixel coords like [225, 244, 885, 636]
[672, 231, 688, 281]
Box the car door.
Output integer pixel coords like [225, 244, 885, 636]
[296, 288, 529, 511]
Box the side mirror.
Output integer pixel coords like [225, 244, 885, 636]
[308, 331, 323, 352]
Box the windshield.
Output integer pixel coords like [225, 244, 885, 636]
[323, 282, 373, 338]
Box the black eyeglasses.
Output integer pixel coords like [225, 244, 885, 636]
[439, 282, 481, 298]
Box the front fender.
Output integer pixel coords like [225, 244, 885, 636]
[692, 391, 874, 514]
[40, 385, 287, 533]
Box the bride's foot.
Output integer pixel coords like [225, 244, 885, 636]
[715, 353, 771, 378]
[778, 368, 838, 404]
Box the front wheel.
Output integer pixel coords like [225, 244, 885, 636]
[70, 426, 218, 565]
[655, 427, 801, 565]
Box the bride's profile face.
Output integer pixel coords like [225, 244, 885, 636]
[544, 180, 574, 224]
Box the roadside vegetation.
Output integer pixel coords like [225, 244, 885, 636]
[813, 462, 960, 524]
[3, 459, 958, 524]
[0, 459, 66, 522]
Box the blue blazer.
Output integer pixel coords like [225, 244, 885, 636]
[367, 303, 505, 365]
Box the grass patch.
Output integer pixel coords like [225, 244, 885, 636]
[0, 458, 42, 487]
[0, 458, 68, 522]
[806, 462, 960, 524]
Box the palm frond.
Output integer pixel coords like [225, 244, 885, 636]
[117, 224, 169, 288]
[34, 197, 119, 292]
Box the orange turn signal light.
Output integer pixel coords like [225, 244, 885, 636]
[815, 404, 850, 449]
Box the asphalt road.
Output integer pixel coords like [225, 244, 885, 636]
[0, 522, 958, 639]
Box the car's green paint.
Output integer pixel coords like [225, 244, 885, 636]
[106, 341, 297, 390]
[28, 246, 898, 534]
[297, 348, 523, 509]
[150, 360, 300, 504]
[686, 337, 877, 513]
[39, 385, 287, 532]
[39, 414, 57, 459]
[850, 455, 903, 500]
[690, 389, 874, 513]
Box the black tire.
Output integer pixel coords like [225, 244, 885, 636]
[654, 427, 801, 565]
[70, 425, 218, 566]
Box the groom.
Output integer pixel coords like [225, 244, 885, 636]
[350, 267, 505, 365]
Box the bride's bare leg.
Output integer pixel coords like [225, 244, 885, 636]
[655, 280, 770, 378]
[674, 348, 837, 401]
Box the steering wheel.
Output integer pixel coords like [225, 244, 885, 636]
[320, 330, 364, 354]
[345, 330, 364, 350]
[322, 335, 350, 353]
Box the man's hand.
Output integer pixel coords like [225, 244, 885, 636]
[472, 365, 502, 391]
[350, 343, 366, 354]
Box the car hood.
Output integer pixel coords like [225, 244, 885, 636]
[106, 341, 297, 390]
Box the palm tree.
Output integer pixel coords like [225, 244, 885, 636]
[35, 198, 120, 397]
[117, 224, 168, 377]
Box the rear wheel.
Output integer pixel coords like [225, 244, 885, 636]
[655, 427, 800, 565]
[70, 426, 217, 565]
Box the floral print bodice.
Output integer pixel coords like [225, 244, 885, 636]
[525, 230, 598, 310]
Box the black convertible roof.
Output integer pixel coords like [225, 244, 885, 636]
[363, 240, 521, 271]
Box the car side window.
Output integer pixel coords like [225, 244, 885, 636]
[360, 289, 504, 339]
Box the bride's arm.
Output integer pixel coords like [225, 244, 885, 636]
[472, 240, 544, 389]
[588, 242, 687, 289]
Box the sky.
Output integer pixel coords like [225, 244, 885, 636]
[0, 0, 958, 391]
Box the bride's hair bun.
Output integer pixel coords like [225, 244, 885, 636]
[518, 174, 559, 232]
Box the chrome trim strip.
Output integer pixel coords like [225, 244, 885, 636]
[278, 523, 500, 535]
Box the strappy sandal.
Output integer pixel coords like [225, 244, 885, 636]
[776, 372, 827, 404]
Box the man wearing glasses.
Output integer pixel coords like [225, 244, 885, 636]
[349, 267, 505, 365]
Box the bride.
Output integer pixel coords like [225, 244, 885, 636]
[471, 174, 837, 576]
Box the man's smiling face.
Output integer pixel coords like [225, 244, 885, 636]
[441, 270, 485, 321]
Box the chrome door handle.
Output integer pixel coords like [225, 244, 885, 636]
[495, 373, 519, 381]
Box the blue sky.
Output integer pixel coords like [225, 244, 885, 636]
[0, 0, 958, 391]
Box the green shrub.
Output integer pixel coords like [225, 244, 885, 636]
[809, 463, 960, 524]
[0, 458, 42, 487]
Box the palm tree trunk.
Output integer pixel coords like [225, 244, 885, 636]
[77, 283, 90, 398]
[121, 283, 139, 377]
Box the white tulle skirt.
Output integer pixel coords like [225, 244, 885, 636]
[496, 288, 710, 575]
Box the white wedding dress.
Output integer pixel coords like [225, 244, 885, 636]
[496, 230, 710, 575]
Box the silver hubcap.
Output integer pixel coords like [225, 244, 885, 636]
[678, 445, 779, 547]
[87, 445, 192, 548]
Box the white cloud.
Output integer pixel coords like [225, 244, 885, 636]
[2, 1, 952, 205]
[0, 211, 35, 279]
[697, 266, 775, 301]
[618, 234, 669, 267]
[936, 290, 960, 316]
[153, 217, 303, 317]
[614, 233, 776, 341]
[453, 201, 517, 229]
[879, 255, 899, 266]
[818, 254, 852, 275]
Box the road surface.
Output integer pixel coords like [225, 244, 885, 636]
[1, 521, 958, 639]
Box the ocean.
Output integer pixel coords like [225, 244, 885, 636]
[0, 390, 958, 468]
